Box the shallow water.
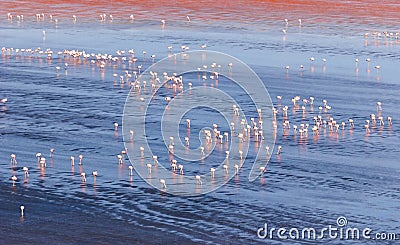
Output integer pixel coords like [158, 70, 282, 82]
[1, 1, 400, 244]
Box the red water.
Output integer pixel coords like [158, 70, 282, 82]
[1, 0, 400, 28]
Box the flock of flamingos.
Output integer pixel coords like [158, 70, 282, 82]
[1, 12, 395, 216]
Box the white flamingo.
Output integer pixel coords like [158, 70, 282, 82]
[10, 154, 17, 165]
[210, 168, 215, 178]
[20, 205, 25, 216]
[117, 155, 123, 164]
[160, 179, 167, 189]
[81, 173, 86, 182]
[78, 154, 83, 165]
[146, 163, 152, 174]
[195, 175, 202, 185]
[23, 167, 29, 178]
[223, 164, 228, 174]
[11, 175, 18, 186]
[234, 164, 239, 175]
[276, 146, 282, 155]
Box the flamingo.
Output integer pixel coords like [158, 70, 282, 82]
[160, 179, 167, 189]
[171, 160, 177, 172]
[228, 63, 233, 71]
[139, 147, 145, 157]
[366, 58, 371, 67]
[365, 124, 370, 133]
[92, 171, 98, 183]
[234, 151, 241, 161]
[121, 149, 127, 158]
[81, 173, 86, 182]
[312, 126, 319, 135]
[10, 154, 17, 165]
[388, 117, 392, 125]
[195, 175, 202, 185]
[223, 164, 228, 174]
[150, 156, 157, 166]
[146, 163, 152, 174]
[376, 101, 382, 111]
[78, 154, 83, 165]
[234, 164, 239, 175]
[284, 18, 288, 25]
[210, 168, 215, 178]
[117, 155, 123, 164]
[11, 175, 17, 186]
[23, 167, 29, 178]
[217, 135, 223, 144]
[20, 205, 25, 216]
[378, 116, 384, 126]
[348, 119, 355, 128]
[293, 125, 298, 134]
[276, 146, 282, 155]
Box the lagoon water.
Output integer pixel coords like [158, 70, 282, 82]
[1, 1, 400, 244]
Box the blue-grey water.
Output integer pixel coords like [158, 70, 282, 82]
[1, 6, 400, 244]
